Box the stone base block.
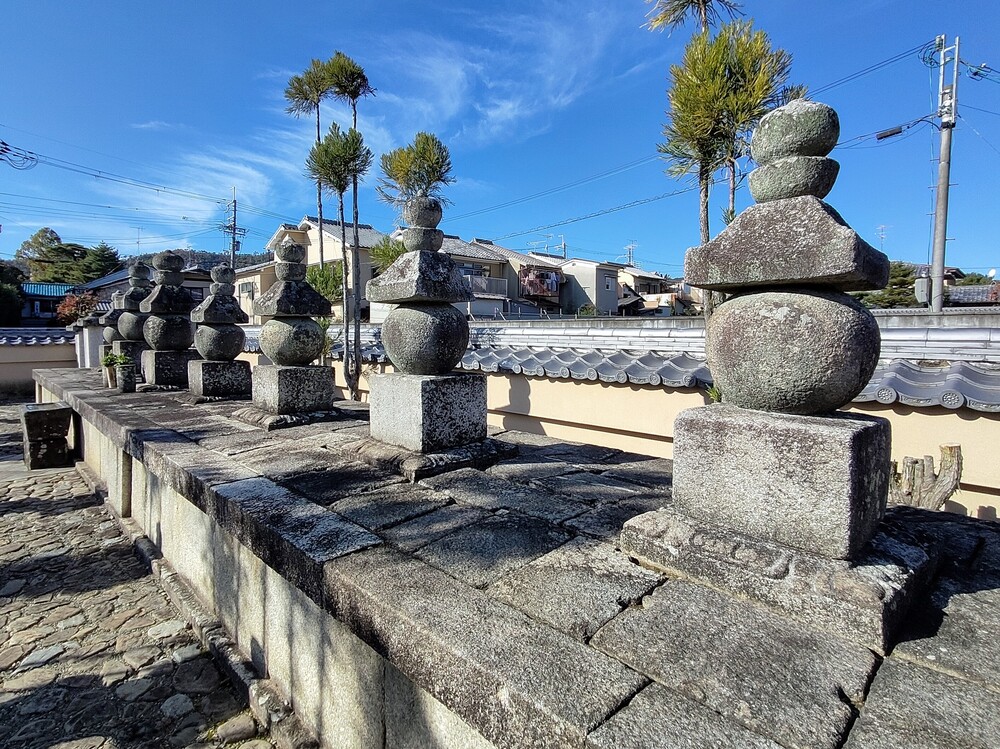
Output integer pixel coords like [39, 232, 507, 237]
[20, 402, 72, 440]
[141, 349, 201, 388]
[23, 437, 70, 469]
[252, 365, 335, 415]
[620, 507, 936, 653]
[113, 339, 150, 378]
[672, 405, 890, 559]
[369, 372, 486, 453]
[189, 359, 251, 399]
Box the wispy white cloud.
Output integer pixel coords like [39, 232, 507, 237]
[130, 120, 181, 131]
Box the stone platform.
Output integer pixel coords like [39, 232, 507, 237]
[27, 368, 1000, 749]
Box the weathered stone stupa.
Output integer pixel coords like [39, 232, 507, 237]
[366, 198, 486, 452]
[246, 238, 334, 420]
[188, 263, 250, 399]
[98, 290, 126, 382]
[114, 262, 153, 374]
[139, 251, 200, 387]
[621, 100, 934, 653]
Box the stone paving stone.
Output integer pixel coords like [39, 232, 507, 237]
[0, 401, 269, 748]
[277, 460, 406, 505]
[532, 472, 641, 505]
[420, 467, 588, 522]
[380, 504, 492, 552]
[591, 580, 877, 749]
[484, 454, 576, 482]
[325, 544, 647, 748]
[564, 494, 672, 542]
[845, 659, 1000, 748]
[490, 537, 663, 640]
[415, 512, 571, 588]
[586, 682, 783, 749]
[893, 575, 1000, 691]
[598, 457, 674, 492]
[329, 483, 449, 531]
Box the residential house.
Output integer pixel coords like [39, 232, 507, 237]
[946, 284, 1000, 306]
[241, 216, 386, 325]
[77, 265, 212, 307]
[18, 282, 74, 326]
[471, 240, 564, 315]
[557, 258, 620, 315]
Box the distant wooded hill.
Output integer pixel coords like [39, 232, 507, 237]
[132, 249, 272, 270]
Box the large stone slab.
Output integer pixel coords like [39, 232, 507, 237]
[684, 196, 889, 292]
[489, 537, 662, 640]
[380, 504, 492, 553]
[620, 507, 936, 652]
[893, 575, 1000, 691]
[415, 513, 571, 588]
[845, 659, 1000, 749]
[586, 683, 782, 749]
[251, 365, 335, 415]
[420, 467, 587, 523]
[369, 372, 486, 453]
[323, 545, 647, 748]
[591, 580, 878, 749]
[672, 405, 890, 559]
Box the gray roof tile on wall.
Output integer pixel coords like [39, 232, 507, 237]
[0, 328, 76, 346]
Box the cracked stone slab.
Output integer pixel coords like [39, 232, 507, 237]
[489, 537, 662, 640]
[278, 461, 406, 505]
[351, 436, 517, 482]
[420, 467, 588, 523]
[586, 683, 782, 749]
[591, 580, 877, 749]
[324, 545, 647, 748]
[620, 507, 937, 653]
[563, 494, 671, 542]
[485, 455, 576, 483]
[380, 504, 492, 553]
[845, 659, 1000, 749]
[330, 484, 450, 531]
[532, 472, 641, 504]
[415, 513, 571, 588]
[598, 457, 674, 492]
[893, 575, 1000, 691]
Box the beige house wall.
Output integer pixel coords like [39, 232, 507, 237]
[1, 344, 77, 393]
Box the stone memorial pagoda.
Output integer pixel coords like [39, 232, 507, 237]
[189, 263, 251, 399]
[98, 290, 126, 383]
[365, 197, 486, 453]
[114, 261, 153, 375]
[140, 251, 200, 387]
[237, 238, 333, 426]
[621, 100, 935, 652]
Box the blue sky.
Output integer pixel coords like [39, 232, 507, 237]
[2, 1, 999, 278]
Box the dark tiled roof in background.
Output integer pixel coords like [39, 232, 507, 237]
[20, 282, 74, 297]
[946, 284, 999, 304]
[77, 269, 129, 290]
[240, 327, 1000, 412]
[0, 328, 76, 345]
[308, 217, 386, 249]
[439, 236, 507, 262]
[472, 240, 561, 269]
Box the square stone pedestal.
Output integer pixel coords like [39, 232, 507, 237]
[252, 365, 335, 415]
[141, 349, 202, 388]
[672, 404, 890, 560]
[369, 372, 486, 453]
[189, 359, 251, 399]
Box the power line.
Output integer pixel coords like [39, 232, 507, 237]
[811, 40, 937, 96]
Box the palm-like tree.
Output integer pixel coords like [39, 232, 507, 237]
[327, 52, 375, 400]
[718, 21, 795, 220]
[306, 124, 373, 399]
[285, 59, 336, 268]
[645, 0, 741, 34]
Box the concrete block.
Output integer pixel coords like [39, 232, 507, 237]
[189, 359, 251, 398]
[672, 405, 890, 559]
[252, 365, 336, 415]
[369, 372, 486, 452]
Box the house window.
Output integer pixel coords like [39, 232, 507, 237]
[189, 287, 205, 302]
[239, 282, 255, 300]
[604, 275, 614, 291]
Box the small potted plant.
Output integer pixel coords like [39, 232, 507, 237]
[100, 351, 123, 389]
[113, 354, 136, 393]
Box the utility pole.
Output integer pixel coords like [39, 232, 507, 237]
[219, 188, 247, 268]
[930, 34, 959, 313]
[558, 234, 566, 260]
[623, 241, 638, 267]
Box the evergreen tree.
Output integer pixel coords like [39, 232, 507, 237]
[854, 262, 920, 309]
[0, 283, 22, 325]
[0, 261, 26, 287]
[81, 242, 122, 282]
